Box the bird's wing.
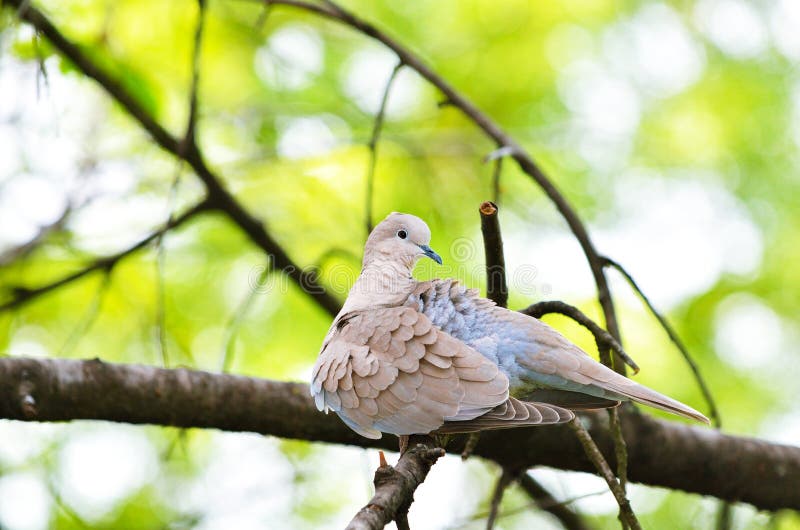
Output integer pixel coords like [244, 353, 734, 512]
[492, 306, 710, 424]
[311, 306, 572, 439]
[435, 397, 573, 434]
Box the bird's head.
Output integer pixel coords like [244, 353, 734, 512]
[364, 212, 442, 269]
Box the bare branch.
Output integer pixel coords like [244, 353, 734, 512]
[184, 0, 207, 146]
[346, 437, 445, 530]
[0, 357, 798, 511]
[492, 157, 502, 205]
[479, 201, 508, 308]
[568, 419, 640, 530]
[486, 469, 514, 530]
[517, 473, 589, 530]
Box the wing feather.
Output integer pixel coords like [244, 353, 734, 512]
[311, 307, 514, 438]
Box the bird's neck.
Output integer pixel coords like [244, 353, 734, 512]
[341, 260, 416, 312]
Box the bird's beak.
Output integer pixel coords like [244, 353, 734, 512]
[418, 244, 443, 265]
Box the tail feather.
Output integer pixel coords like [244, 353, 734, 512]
[605, 379, 709, 424]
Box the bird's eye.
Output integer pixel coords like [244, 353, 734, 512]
[397, 229, 407, 239]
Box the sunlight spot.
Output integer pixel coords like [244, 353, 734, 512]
[714, 294, 785, 369]
[68, 193, 165, 254]
[597, 173, 763, 307]
[57, 426, 159, 521]
[509, 173, 763, 307]
[181, 433, 295, 529]
[0, 175, 66, 253]
[0, 422, 61, 467]
[761, 412, 800, 445]
[3, 176, 68, 226]
[0, 126, 20, 179]
[558, 60, 641, 137]
[254, 25, 324, 91]
[770, 0, 800, 61]
[0, 472, 51, 530]
[695, 0, 769, 59]
[603, 3, 705, 97]
[341, 47, 423, 118]
[407, 455, 489, 529]
[0, 212, 38, 250]
[276, 115, 350, 160]
[7, 325, 53, 358]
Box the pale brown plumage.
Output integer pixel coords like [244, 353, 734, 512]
[311, 212, 708, 439]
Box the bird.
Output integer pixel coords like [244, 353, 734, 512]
[311, 212, 709, 439]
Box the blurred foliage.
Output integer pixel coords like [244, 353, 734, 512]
[1, 0, 799, 528]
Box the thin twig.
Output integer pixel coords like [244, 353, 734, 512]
[521, 300, 639, 373]
[154, 172, 182, 368]
[0, 205, 72, 266]
[184, 0, 206, 146]
[0, 200, 211, 313]
[517, 473, 590, 530]
[479, 201, 508, 308]
[568, 418, 641, 530]
[601, 257, 720, 428]
[492, 156, 502, 205]
[715, 500, 733, 530]
[449, 489, 603, 529]
[608, 410, 628, 492]
[46, 478, 90, 530]
[33, 29, 50, 100]
[219, 262, 269, 372]
[345, 436, 445, 530]
[56, 273, 111, 357]
[486, 469, 514, 530]
[365, 60, 402, 235]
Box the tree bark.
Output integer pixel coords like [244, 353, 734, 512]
[0, 357, 797, 511]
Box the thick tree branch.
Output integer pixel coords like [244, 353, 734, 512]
[8, 0, 341, 318]
[0, 357, 797, 511]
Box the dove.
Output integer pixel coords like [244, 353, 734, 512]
[311, 212, 709, 439]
